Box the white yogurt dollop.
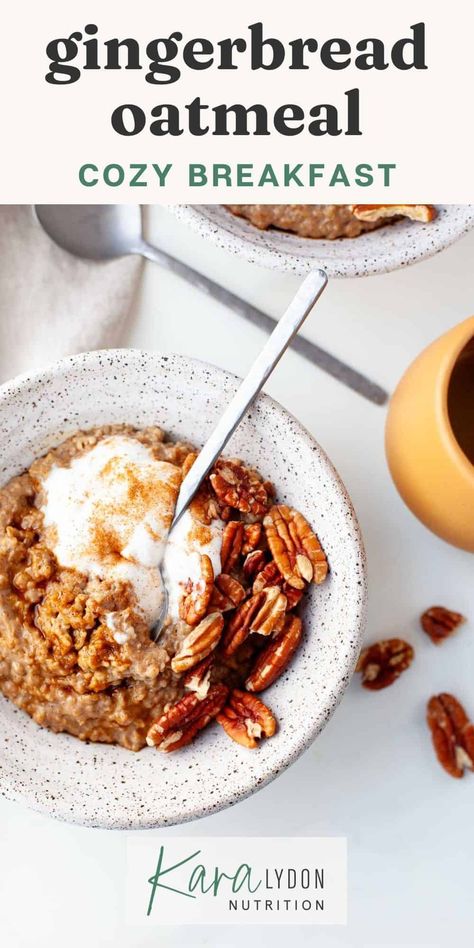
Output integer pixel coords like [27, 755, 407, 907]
[41, 435, 182, 627]
[104, 609, 136, 645]
[162, 509, 223, 619]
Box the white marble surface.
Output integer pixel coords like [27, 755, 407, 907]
[1, 208, 473, 948]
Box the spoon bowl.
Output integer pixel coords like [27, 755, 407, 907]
[0, 348, 366, 828]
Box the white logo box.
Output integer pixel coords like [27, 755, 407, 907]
[126, 836, 347, 925]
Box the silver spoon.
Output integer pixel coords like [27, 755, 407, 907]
[34, 205, 387, 406]
[152, 269, 327, 640]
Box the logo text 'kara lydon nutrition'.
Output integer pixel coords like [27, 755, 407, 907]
[146, 845, 325, 917]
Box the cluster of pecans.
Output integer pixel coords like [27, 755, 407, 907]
[356, 606, 473, 779]
[146, 457, 328, 753]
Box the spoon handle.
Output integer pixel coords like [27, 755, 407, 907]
[139, 240, 387, 406]
[171, 270, 328, 527]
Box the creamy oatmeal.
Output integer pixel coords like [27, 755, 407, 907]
[0, 426, 328, 752]
[226, 204, 437, 239]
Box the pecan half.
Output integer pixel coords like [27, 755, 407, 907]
[351, 204, 437, 223]
[253, 559, 304, 609]
[190, 486, 221, 525]
[243, 549, 267, 579]
[179, 553, 214, 626]
[216, 573, 247, 604]
[421, 606, 465, 645]
[221, 587, 287, 657]
[146, 683, 228, 752]
[427, 693, 474, 778]
[217, 689, 277, 748]
[263, 505, 328, 589]
[210, 574, 247, 611]
[220, 521, 244, 573]
[246, 615, 303, 692]
[171, 612, 224, 674]
[253, 560, 282, 593]
[242, 523, 263, 555]
[183, 655, 214, 700]
[249, 586, 287, 636]
[210, 459, 272, 517]
[221, 592, 265, 655]
[356, 638, 414, 690]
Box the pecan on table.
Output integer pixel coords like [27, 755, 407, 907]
[246, 615, 303, 692]
[263, 505, 328, 589]
[171, 612, 224, 674]
[221, 587, 287, 657]
[178, 553, 214, 626]
[421, 606, 466, 645]
[427, 693, 474, 778]
[210, 459, 272, 517]
[356, 638, 414, 690]
[146, 683, 228, 752]
[217, 688, 277, 748]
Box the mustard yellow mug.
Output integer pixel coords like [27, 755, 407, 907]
[385, 316, 474, 551]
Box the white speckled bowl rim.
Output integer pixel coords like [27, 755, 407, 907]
[0, 349, 366, 829]
[170, 204, 474, 278]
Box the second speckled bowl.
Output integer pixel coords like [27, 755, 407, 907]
[171, 204, 474, 278]
[0, 350, 366, 828]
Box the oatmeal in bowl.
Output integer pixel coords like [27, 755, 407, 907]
[225, 204, 437, 240]
[0, 425, 328, 754]
[0, 350, 365, 827]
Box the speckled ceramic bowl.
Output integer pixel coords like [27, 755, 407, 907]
[0, 349, 366, 829]
[171, 205, 474, 278]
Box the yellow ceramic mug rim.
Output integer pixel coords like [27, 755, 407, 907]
[437, 315, 474, 487]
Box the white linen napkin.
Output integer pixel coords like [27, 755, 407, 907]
[0, 205, 143, 383]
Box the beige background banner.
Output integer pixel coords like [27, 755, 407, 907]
[0, 0, 471, 202]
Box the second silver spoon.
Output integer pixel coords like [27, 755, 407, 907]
[34, 204, 387, 405]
